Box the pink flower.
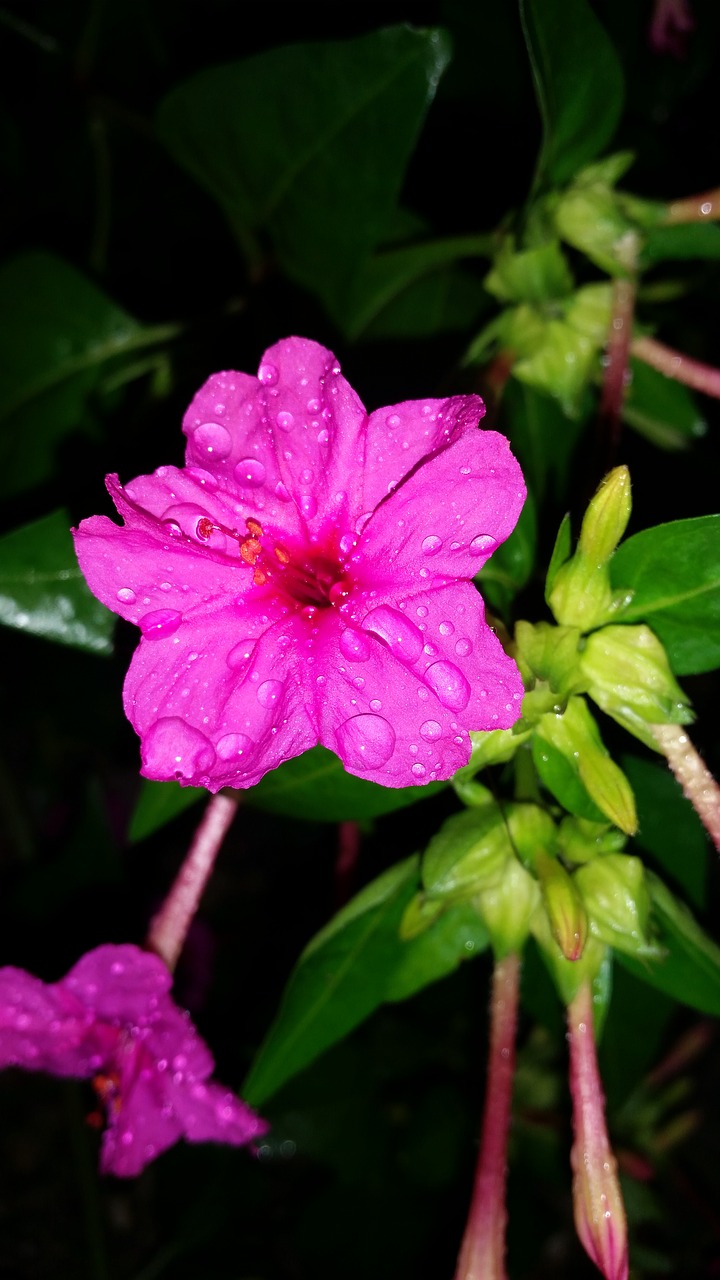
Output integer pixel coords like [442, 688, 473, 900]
[649, 0, 694, 57]
[74, 337, 525, 792]
[0, 945, 266, 1176]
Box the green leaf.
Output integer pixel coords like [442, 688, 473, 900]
[618, 873, 720, 1016]
[478, 490, 537, 617]
[0, 509, 114, 654]
[623, 755, 707, 909]
[532, 734, 606, 823]
[502, 382, 586, 504]
[545, 512, 572, 600]
[642, 221, 720, 266]
[157, 27, 451, 321]
[243, 856, 487, 1105]
[609, 516, 720, 674]
[247, 745, 447, 822]
[0, 253, 174, 499]
[623, 357, 706, 450]
[342, 235, 493, 339]
[128, 780, 204, 843]
[520, 0, 624, 188]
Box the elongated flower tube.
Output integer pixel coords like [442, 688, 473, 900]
[74, 337, 525, 791]
[567, 982, 629, 1280]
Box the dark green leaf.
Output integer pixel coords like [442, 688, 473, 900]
[157, 27, 451, 321]
[610, 516, 720, 674]
[0, 253, 173, 499]
[0, 509, 113, 654]
[479, 490, 537, 617]
[247, 745, 447, 822]
[642, 222, 720, 266]
[618, 873, 720, 1016]
[623, 357, 706, 450]
[243, 857, 487, 1104]
[520, 0, 624, 187]
[359, 265, 490, 341]
[623, 755, 707, 909]
[128, 779, 204, 843]
[501, 381, 586, 504]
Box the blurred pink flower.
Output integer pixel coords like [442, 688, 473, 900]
[0, 944, 266, 1177]
[75, 337, 525, 791]
[649, 0, 694, 57]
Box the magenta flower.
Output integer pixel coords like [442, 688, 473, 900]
[74, 338, 525, 792]
[0, 944, 266, 1176]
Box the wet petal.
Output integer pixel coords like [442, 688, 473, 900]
[100, 1066, 182, 1177]
[64, 946, 172, 1026]
[169, 1076, 268, 1146]
[0, 968, 91, 1074]
[362, 393, 485, 514]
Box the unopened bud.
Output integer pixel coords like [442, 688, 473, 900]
[579, 467, 632, 565]
[515, 620, 584, 696]
[535, 850, 588, 961]
[567, 982, 629, 1280]
[581, 624, 693, 748]
[557, 816, 627, 866]
[422, 805, 512, 907]
[575, 854, 658, 959]
[484, 238, 573, 305]
[549, 469, 633, 630]
[476, 857, 540, 958]
[535, 697, 638, 835]
[531, 911, 607, 1005]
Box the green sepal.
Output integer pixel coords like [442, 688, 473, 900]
[475, 857, 541, 959]
[535, 849, 589, 961]
[484, 238, 573, 305]
[534, 696, 638, 834]
[581, 623, 693, 749]
[557, 815, 626, 866]
[421, 804, 512, 906]
[532, 910, 608, 1006]
[574, 854, 660, 959]
[515, 619, 584, 696]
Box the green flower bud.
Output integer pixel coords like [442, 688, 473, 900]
[557, 816, 627, 866]
[578, 467, 632, 565]
[548, 468, 634, 630]
[484, 238, 574, 305]
[575, 854, 660, 958]
[504, 802, 559, 868]
[581, 624, 693, 748]
[399, 893, 445, 941]
[535, 697, 638, 835]
[422, 804, 512, 907]
[535, 850, 589, 961]
[532, 910, 608, 1005]
[502, 284, 612, 418]
[515, 620, 584, 697]
[476, 856, 540, 958]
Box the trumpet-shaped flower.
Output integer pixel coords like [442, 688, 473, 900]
[0, 945, 266, 1177]
[74, 338, 525, 791]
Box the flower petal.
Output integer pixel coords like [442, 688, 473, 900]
[0, 967, 92, 1074]
[356, 427, 526, 586]
[169, 1076, 268, 1146]
[183, 337, 368, 540]
[361, 393, 485, 514]
[100, 1067, 182, 1177]
[63, 946, 172, 1025]
[123, 609, 317, 791]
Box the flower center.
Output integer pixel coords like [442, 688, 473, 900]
[198, 516, 351, 610]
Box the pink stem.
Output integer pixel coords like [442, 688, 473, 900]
[632, 335, 720, 399]
[651, 724, 720, 851]
[567, 983, 628, 1280]
[666, 185, 720, 224]
[599, 276, 636, 461]
[146, 792, 240, 971]
[454, 951, 521, 1280]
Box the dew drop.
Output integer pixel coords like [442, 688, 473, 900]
[336, 713, 396, 770]
[386, 413, 401, 428]
[424, 660, 471, 711]
[455, 637, 472, 657]
[421, 535, 443, 556]
[234, 457, 266, 487]
[140, 609, 182, 640]
[339, 533, 355, 556]
[411, 762, 427, 778]
[276, 410, 294, 430]
[257, 679, 284, 708]
[416, 605, 428, 618]
[117, 588, 136, 604]
[192, 422, 232, 459]
[369, 698, 382, 712]
[216, 732, 254, 761]
[339, 629, 372, 662]
[469, 534, 498, 557]
[317, 427, 329, 444]
[353, 676, 365, 690]
[362, 605, 424, 663]
[439, 620, 455, 636]
[420, 720, 442, 741]
[306, 397, 321, 414]
[142, 718, 216, 780]
[300, 493, 317, 518]
[275, 481, 291, 502]
[258, 362, 279, 386]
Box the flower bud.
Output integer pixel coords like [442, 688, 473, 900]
[535, 850, 588, 961]
[531, 911, 608, 1005]
[515, 620, 584, 697]
[422, 805, 512, 907]
[557, 816, 626, 866]
[574, 854, 659, 959]
[484, 238, 573, 305]
[548, 468, 634, 630]
[578, 467, 632, 566]
[581, 624, 693, 748]
[567, 982, 629, 1280]
[535, 697, 638, 835]
[476, 857, 540, 958]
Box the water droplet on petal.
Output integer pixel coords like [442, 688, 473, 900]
[216, 732, 254, 761]
[386, 413, 400, 428]
[234, 457, 266, 487]
[469, 534, 498, 557]
[192, 422, 232, 459]
[140, 609, 182, 640]
[455, 637, 472, 657]
[300, 493, 317, 518]
[257, 679, 284, 708]
[336, 713, 396, 770]
[317, 427, 329, 444]
[275, 481, 291, 502]
[420, 720, 443, 740]
[306, 397, 321, 414]
[117, 588, 136, 604]
[422, 535, 443, 555]
[258, 362, 278, 386]
[276, 410, 294, 430]
[339, 533, 355, 556]
[339, 629, 371, 662]
[227, 639, 256, 670]
[362, 605, 423, 664]
[424, 661, 471, 711]
[416, 605, 428, 618]
[300, 468, 314, 485]
[142, 718, 216, 780]
[369, 698, 382, 712]
[411, 762, 427, 778]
